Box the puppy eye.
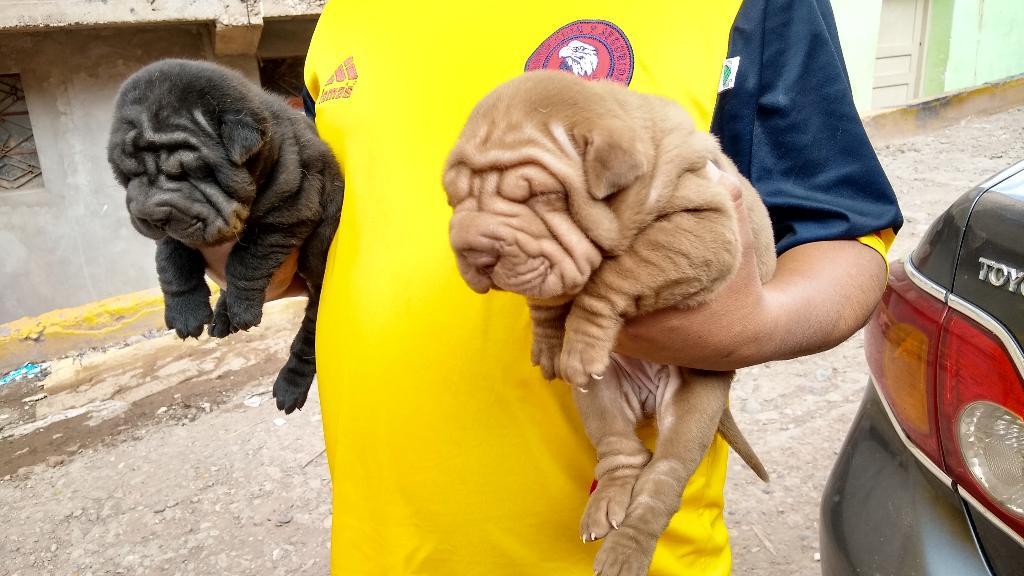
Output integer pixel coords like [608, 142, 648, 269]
[163, 166, 185, 180]
[182, 155, 212, 180]
[161, 149, 199, 181]
[528, 190, 567, 210]
[113, 153, 144, 181]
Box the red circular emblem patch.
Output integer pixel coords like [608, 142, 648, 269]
[525, 20, 634, 85]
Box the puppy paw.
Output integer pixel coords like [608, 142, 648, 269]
[531, 336, 563, 381]
[593, 526, 657, 576]
[559, 336, 611, 390]
[273, 361, 314, 415]
[226, 291, 264, 332]
[207, 293, 237, 338]
[581, 470, 639, 542]
[164, 290, 213, 339]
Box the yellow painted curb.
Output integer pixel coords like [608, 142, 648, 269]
[0, 284, 220, 373]
[2, 289, 163, 340]
[863, 74, 1024, 145]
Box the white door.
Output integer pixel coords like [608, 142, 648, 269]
[873, 0, 929, 108]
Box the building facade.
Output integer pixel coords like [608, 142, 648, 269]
[1, 0, 1023, 323]
[833, 0, 1024, 111]
[0, 0, 322, 323]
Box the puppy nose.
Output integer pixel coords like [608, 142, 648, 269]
[461, 250, 498, 278]
[464, 250, 496, 267]
[129, 201, 173, 230]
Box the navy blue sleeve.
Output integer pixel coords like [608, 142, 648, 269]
[302, 86, 317, 120]
[711, 0, 903, 254]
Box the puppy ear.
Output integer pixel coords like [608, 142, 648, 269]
[581, 123, 648, 200]
[565, 121, 651, 255]
[221, 115, 264, 165]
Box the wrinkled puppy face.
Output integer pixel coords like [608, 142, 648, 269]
[443, 71, 650, 301]
[107, 59, 268, 248]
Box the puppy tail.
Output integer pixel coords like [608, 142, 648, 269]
[718, 408, 770, 482]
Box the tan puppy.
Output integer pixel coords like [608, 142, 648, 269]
[444, 70, 773, 575]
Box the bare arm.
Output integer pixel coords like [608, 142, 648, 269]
[615, 180, 888, 372]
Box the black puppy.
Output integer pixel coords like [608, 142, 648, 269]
[107, 59, 342, 414]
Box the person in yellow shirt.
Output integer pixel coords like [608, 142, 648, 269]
[209, 0, 902, 573]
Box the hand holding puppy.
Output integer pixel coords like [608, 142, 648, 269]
[444, 71, 772, 575]
[199, 242, 308, 302]
[616, 159, 773, 370]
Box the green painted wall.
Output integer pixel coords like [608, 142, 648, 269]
[798, 0, 1024, 111]
[974, 0, 1024, 85]
[831, 0, 884, 112]
[922, 0, 954, 97]
[942, 0, 1024, 92]
[946, 0, 984, 89]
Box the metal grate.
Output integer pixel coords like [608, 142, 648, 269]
[0, 74, 42, 191]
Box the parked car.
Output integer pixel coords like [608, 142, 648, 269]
[820, 161, 1024, 575]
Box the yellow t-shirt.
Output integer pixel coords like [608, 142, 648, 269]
[303, 3, 781, 575]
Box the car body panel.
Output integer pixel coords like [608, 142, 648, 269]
[967, 501, 1024, 575]
[820, 384, 992, 576]
[943, 166, 1024, 574]
[822, 160, 1024, 575]
[952, 183, 1024, 346]
[911, 161, 1024, 292]
[911, 188, 983, 291]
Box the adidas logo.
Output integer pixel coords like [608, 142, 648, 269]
[319, 56, 358, 102]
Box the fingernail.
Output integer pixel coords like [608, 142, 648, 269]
[611, 521, 619, 529]
[578, 387, 589, 393]
[591, 373, 604, 380]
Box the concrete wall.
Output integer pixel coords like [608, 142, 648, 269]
[0, 0, 323, 57]
[263, 0, 326, 19]
[0, 13, 318, 324]
[0, 0, 322, 30]
[0, 26, 218, 323]
[0, 0, 238, 31]
[832, 0, 885, 112]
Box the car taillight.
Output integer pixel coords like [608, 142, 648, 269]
[867, 260, 1024, 539]
[937, 306, 1024, 535]
[864, 260, 946, 466]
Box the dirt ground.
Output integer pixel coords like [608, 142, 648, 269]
[3, 106, 1024, 576]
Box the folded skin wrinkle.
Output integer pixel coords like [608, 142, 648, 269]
[444, 70, 773, 576]
[108, 59, 343, 414]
